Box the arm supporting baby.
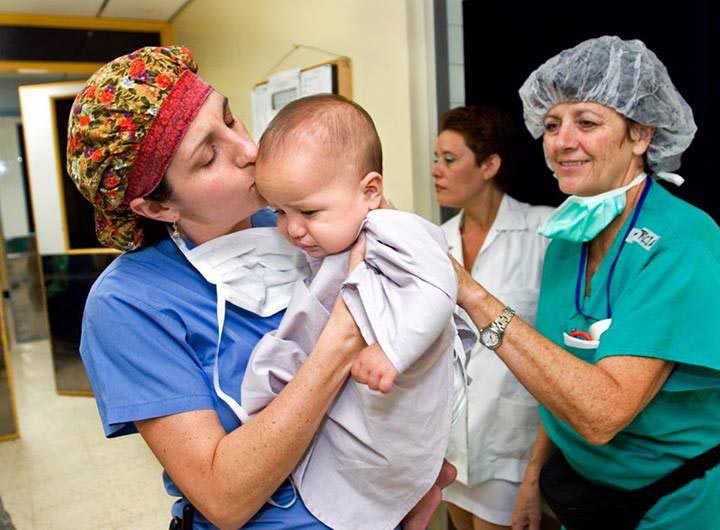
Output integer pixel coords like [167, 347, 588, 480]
[135, 241, 369, 530]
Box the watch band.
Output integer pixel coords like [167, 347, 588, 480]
[478, 306, 516, 351]
[491, 306, 516, 334]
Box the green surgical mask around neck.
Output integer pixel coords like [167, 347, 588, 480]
[539, 173, 647, 242]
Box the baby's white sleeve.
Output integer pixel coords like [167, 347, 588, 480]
[342, 209, 457, 373]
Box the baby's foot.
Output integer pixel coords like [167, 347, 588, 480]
[403, 486, 441, 530]
[402, 461, 457, 529]
[436, 460, 457, 489]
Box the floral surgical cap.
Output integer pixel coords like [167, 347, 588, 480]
[67, 46, 212, 251]
[519, 36, 696, 175]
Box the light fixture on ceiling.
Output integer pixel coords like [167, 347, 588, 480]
[16, 68, 51, 74]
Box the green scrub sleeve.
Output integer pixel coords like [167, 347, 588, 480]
[596, 238, 720, 391]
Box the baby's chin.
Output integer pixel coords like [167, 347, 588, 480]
[289, 237, 357, 260]
[292, 243, 329, 259]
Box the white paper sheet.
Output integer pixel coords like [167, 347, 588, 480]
[300, 64, 334, 96]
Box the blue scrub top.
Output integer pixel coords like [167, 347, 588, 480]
[80, 209, 329, 529]
[536, 183, 720, 528]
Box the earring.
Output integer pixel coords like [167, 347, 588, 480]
[171, 221, 180, 239]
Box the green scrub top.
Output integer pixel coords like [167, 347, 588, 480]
[536, 180, 720, 528]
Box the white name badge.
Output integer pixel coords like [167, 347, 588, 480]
[626, 227, 660, 251]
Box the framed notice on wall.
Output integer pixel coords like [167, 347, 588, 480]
[251, 57, 352, 141]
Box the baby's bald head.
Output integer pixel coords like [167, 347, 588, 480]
[257, 94, 382, 184]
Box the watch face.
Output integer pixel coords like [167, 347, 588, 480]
[481, 328, 500, 349]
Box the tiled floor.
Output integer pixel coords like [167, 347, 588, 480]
[0, 340, 172, 529]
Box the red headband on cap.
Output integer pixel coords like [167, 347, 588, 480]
[125, 70, 212, 202]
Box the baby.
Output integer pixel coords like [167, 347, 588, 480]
[241, 94, 467, 530]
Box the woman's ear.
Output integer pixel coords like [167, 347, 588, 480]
[129, 197, 178, 223]
[480, 154, 502, 181]
[630, 124, 655, 156]
[360, 171, 384, 209]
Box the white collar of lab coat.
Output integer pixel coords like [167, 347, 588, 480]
[445, 194, 529, 254]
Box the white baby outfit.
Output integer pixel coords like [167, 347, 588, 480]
[241, 209, 467, 530]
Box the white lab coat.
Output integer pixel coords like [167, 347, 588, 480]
[444, 194, 552, 486]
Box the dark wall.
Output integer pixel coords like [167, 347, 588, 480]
[462, 0, 719, 221]
[54, 97, 99, 250]
[0, 25, 161, 63]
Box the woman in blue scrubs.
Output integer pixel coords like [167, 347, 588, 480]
[451, 36, 720, 529]
[66, 46, 450, 529]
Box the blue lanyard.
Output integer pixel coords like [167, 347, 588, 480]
[574, 177, 653, 319]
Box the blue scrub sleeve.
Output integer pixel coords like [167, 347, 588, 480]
[596, 238, 720, 390]
[81, 290, 215, 437]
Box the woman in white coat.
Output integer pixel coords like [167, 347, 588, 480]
[432, 106, 558, 530]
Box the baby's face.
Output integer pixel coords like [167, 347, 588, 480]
[256, 150, 378, 258]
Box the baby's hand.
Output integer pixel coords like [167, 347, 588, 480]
[351, 344, 398, 393]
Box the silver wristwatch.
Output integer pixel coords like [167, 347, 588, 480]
[478, 306, 516, 350]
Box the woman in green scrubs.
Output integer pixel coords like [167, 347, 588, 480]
[452, 36, 720, 529]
